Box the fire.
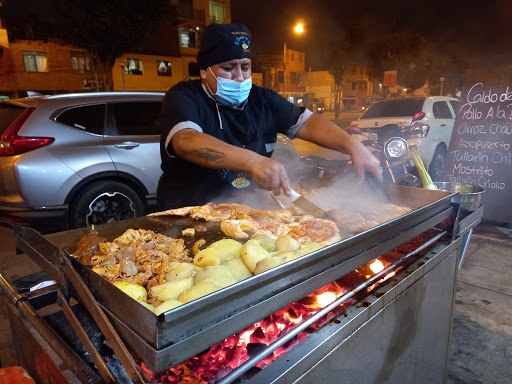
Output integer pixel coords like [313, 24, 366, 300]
[369, 259, 385, 273]
[316, 291, 337, 307]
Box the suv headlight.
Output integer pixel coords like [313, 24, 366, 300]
[384, 137, 408, 158]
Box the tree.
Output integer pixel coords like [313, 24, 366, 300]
[327, 23, 367, 119]
[1, 0, 175, 90]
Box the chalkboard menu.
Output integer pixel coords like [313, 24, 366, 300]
[445, 69, 512, 224]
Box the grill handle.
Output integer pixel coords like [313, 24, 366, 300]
[58, 250, 146, 384]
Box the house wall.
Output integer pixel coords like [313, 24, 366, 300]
[112, 54, 199, 92]
[0, 40, 99, 96]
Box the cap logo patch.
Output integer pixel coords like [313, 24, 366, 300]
[233, 33, 250, 53]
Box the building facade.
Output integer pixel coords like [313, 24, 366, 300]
[0, 0, 232, 98]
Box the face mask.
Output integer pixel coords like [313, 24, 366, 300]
[208, 67, 252, 107]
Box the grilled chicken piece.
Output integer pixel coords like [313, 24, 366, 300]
[287, 217, 341, 246]
[220, 219, 260, 239]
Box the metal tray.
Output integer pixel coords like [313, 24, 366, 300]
[14, 185, 456, 372]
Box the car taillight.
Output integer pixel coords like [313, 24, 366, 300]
[0, 107, 55, 156]
[409, 121, 430, 138]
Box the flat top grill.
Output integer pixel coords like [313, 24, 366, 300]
[13, 184, 458, 372]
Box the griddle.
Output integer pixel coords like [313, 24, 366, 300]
[13, 184, 457, 372]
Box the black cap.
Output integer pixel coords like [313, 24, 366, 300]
[197, 23, 252, 69]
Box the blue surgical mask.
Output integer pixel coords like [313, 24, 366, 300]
[208, 68, 252, 107]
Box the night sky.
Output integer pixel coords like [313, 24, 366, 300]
[231, 0, 512, 70]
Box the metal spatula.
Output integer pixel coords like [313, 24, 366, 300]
[274, 189, 339, 222]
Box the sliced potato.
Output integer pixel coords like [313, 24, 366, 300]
[275, 235, 300, 252]
[152, 277, 194, 301]
[112, 281, 147, 302]
[193, 248, 221, 267]
[164, 262, 199, 281]
[195, 266, 237, 288]
[296, 242, 323, 257]
[154, 299, 183, 316]
[250, 233, 276, 252]
[222, 256, 253, 281]
[207, 239, 243, 260]
[178, 281, 222, 303]
[241, 239, 271, 272]
[254, 255, 287, 275]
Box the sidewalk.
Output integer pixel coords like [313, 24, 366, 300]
[447, 224, 512, 383]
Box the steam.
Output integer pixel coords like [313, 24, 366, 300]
[301, 175, 390, 212]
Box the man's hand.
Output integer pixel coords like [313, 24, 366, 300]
[248, 156, 292, 196]
[350, 140, 383, 183]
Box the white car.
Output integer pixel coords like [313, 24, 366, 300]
[348, 96, 458, 181]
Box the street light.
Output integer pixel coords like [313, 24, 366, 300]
[283, 22, 304, 99]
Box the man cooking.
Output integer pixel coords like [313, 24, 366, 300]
[158, 23, 381, 210]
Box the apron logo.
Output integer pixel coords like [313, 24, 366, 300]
[232, 176, 250, 188]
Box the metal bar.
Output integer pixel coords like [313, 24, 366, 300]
[56, 290, 118, 384]
[0, 269, 102, 384]
[458, 229, 473, 270]
[58, 250, 146, 384]
[217, 230, 447, 384]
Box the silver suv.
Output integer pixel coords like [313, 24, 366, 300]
[0, 92, 165, 233]
[0, 92, 302, 233]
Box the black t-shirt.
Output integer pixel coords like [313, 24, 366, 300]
[158, 79, 307, 209]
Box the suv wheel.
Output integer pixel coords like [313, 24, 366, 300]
[428, 145, 447, 182]
[70, 181, 144, 229]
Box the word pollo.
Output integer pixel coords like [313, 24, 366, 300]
[460, 104, 512, 121]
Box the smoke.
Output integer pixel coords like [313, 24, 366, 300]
[302, 174, 390, 213]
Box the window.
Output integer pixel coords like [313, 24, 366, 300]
[0, 104, 26, 135]
[110, 102, 161, 136]
[299, 54, 303, 62]
[290, 72, 298, 84]
[278, 71, 284, 84]
[23, 51, 48, 72]
[126, 58, 143, 75]
[71, 51, 92, 74]
[180, 28, 198, 48]
[291, 53, 295, 61]
[433, 101, 454, 119]
[449, 100, 459, 116]
[56, 105, 105, 135]
[361, 99, 425, 119]
[352, 82, 356, 90]
[209, 1, 226, 23]
[157, 61, 172, 77]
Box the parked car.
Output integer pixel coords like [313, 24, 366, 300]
[0, 92, 302, 233]
[348, 96, 458, 181]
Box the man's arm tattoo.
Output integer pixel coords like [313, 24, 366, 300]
[191, 148, 225, 163]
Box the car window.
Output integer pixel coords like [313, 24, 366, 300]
[360, 98, 425, 119]
[111, 102, 161, 136]
[449, 100, 459, 117]
[56, 104, 106, 135]
[0, 103, 26, 135]
[432, 101, 453, 119]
